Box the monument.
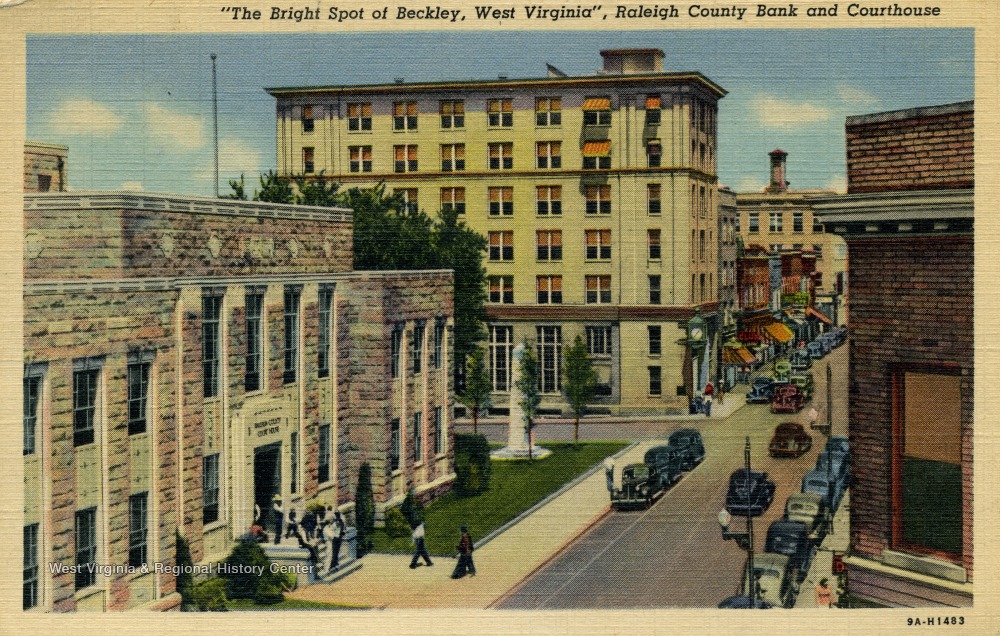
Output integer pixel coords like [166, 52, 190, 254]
[491, 343, 551, 460]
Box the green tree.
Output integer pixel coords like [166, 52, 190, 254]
[225, 174, 248, 200]
[516, 342, 541, 460]
[253, 170, 294, 203]
[458, 346, 491, 434]
[355, 462, 376, 557]
[431, 207, 488, 366]
[563, 335, 598, 444]
[175, 530, 194, 610]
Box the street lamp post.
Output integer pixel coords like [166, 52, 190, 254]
[825, 361, 834, 535]
[719, 437, 756, 606]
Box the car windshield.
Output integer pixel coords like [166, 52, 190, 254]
[755, 567, 781, 579]
[768, 535, 796, 553]
[807, 480, 827, 489]
[626, 466, 649, 479]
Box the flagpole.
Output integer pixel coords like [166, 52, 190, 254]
[211, 53, 219, 197]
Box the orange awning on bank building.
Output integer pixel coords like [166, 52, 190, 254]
[763, 322, 794, 344]
[582, 140, 611, 157]
[582, 97, 611, 110]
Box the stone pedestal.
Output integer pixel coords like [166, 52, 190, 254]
[491, 343, 551, 460]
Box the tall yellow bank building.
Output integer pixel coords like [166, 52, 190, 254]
[267, 49, 725, 414]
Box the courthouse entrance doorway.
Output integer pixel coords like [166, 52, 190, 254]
[254, 442, 281, 532]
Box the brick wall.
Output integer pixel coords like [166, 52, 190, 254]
[846, 103, 973, 193]
[24, 143, 67, 192]
[846, 236, 973, 579]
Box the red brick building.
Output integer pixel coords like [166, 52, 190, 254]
[813, 101, 973, 606]
[23, 192, 455, 611]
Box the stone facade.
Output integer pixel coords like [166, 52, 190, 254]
[24, 141, 67, 192]
[23, 192, 454, 612]
[813, 100, 973, 607]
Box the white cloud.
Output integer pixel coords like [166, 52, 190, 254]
[738, 177, 766, 193]
[824, 175, 847, 194]
[753, 95, 831, 129]
[835, 84, 879, 108]
[192, 137, 265, 194]
[145, 103, 205, 150]
[49, 98, 123, 135]
[119, 181, 144, 192]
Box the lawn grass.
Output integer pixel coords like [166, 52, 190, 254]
[371, 441, 627, 555]
[227, 597, 369, 611]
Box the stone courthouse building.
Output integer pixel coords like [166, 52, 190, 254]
[814, 101, 973, 606]
[23, 191, 454, 611]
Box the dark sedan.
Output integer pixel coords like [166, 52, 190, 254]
[769, 422, 812, 458]
[725, 469, 776, 517]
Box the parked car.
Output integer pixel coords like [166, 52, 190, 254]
[769, 422, 813, 458]
[790, 349, 812, 371]
[807, 342, 824, 359]
[784, 492, 830, 543]
[746, 377, 786, 403]
[773, 359, 792, 381]
[817, 336, 834, 355]
[718, 595, 773, 609]
[816, 444, 849, 482]
[725, 469, 776, 517]
[667, 428, 706, 470]
[751, 552, 799, 609]
[643, 445, 684, 489]
[825, 435, 849, 458]
[611, 463, 661, 509]
[770, 384, 806, 414]
[764, 519, 815, 584]
[788, 373, 814, 400]
[802, 468, 846, 513]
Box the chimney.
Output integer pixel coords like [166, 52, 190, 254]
[767, 149, 789, 193]
[599, 48, 664, 75]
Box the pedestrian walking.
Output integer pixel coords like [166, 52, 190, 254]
[704, 393, 713, 417]
[603, 458, 615, 493]
[704, 382, 714, 399]
[451, 525, 476, 579]
[815, 578, 834, 608]
[271, 495, 284, 545]
[284, 509, 299, 539]
[409, 521, 434, 568]
[808, 406, 819, 429]
[331, 510, 347, 570]
[717, 384, 725, 405]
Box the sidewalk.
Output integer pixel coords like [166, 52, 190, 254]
[286, 440, 665, 609]
[793, 491, 851, 608]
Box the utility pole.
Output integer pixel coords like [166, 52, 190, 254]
[211, 53, 219, 198]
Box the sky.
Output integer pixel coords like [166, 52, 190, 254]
[26, 29, 974, 196]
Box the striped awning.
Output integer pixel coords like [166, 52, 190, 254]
[582, 97, 611, 110]
[723, 346, 755, 365]
[582, 140, 611, 157]
[807, 306, 833, 324]
[763, 322, 794, 344]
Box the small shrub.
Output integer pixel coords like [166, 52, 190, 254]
[400, 490, 424, 527]
[384, 507, 411, 538]
[222, 540, 271, 600]
[175, 531, 194, 610]
[253, 575, 285, 605]
[355, 463, 376, 557]
[189, 577, 228, 611]
[454, 433, 492, 496]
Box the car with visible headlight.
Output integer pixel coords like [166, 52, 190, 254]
[769, 422, 812, 458]
[725, 469, 776, 517]
[784, 492, 829, 542]
[807, 342, 824, 359]
[610, 463, 661, 509]
[790, 349, 812, 371]
[751, 553, 799, 609]
[788, 373, 814, 400]
[770, 384, 806, 414]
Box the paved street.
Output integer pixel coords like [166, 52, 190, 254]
[498, 344, 848, 608]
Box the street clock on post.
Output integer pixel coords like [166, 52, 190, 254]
[688, 308, 707, 355]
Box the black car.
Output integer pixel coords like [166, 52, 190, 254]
[610, 463, 661, 509]
[764, 519, 815, 584]
[643, 445, 684, 489]
[717, 595, 773, 609]
[667, 428, 706, 470]
[725, 469, 776, 517]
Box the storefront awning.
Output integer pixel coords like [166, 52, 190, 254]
[807, 306, 833, 325]
[763, 322, 794, 344]
[723, 346, 756, 365]
[582, 140, 611, 157]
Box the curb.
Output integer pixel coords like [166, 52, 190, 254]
[486, 503, 613, 609]
[475, 441, 640, 550]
